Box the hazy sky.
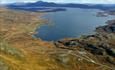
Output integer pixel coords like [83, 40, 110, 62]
[0, 0, 115, 4]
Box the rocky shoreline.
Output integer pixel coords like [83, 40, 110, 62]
[54, 19, 115, 69]
[96, 20, 115, 33]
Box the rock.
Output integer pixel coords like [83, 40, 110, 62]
[106, 56, 115, 65]
[105, 48, 115, 57]
[85, 44, 104, 55]
[64, 41, 79, 47]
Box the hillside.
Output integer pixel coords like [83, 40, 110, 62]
[0, 7, 115, 70]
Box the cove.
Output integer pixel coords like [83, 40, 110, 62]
[34, 8, 115, 41]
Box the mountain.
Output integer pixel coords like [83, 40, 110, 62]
[6, 1, 115, 11]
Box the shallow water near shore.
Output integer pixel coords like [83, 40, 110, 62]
[34, 8, 115, 41]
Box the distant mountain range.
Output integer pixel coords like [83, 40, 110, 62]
[6, 1, 115, 12]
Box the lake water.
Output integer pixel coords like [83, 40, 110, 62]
[34, 8, 115, 41]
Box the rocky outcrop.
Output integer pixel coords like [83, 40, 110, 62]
[96, 20, 115, 33]
[54, 19, 115, 69]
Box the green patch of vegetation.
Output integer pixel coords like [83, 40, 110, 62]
[0, 41, 24, 60]
[0, 59, 13, 70]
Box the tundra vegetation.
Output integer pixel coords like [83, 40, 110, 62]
[0, 7, 115, 70]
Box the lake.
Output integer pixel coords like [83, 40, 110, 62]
[34, 8, 115, 41]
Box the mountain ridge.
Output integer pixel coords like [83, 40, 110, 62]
[7, 1, 115, 10]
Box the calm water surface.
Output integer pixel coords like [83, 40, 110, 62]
[34, 8, 115, 41]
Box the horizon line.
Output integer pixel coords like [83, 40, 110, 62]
[0, 1, 115, 4]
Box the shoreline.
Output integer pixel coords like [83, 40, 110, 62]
[38, 9, 115, 69]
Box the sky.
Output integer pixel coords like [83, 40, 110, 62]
[0, 0, 115, 4]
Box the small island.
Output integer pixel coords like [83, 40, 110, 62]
[97, 9, 115, 17]
[96, 12, 108, 17]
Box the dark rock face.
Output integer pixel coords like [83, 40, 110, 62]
[84, 44, 104, 55]
[64, 40, 80, 47]
[105, 48, 115, 57]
